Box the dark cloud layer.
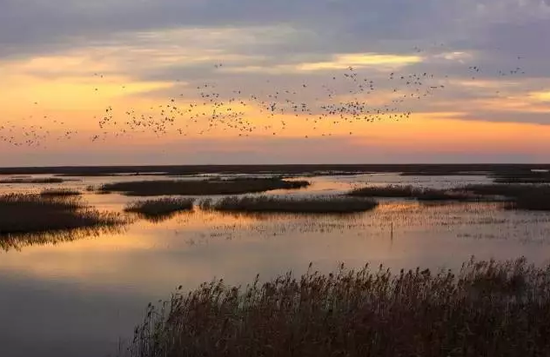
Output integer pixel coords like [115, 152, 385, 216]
[2, 0, 549, 58]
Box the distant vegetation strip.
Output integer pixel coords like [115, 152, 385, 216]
[124, 258, 550, 357]
[200, 195, 378, 213]
[99, 178, 310, 196]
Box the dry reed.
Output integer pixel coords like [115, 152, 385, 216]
[124, 257, 550, 357]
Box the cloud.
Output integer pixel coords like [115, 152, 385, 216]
[2, 0, 550, 163]
[1, 0, 547, 58]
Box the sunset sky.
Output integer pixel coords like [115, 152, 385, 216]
[1, 0, 550, 165]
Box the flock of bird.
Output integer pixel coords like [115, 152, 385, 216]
[0, 48, 528, 148]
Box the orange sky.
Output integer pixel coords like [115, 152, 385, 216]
[1, 18, 549, 164]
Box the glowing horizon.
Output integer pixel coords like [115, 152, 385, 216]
[1, 1, 549, 165]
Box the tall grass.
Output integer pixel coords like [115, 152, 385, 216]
[200, 195, 378, 213]
[125, 198, 195, 220]
[100, 178, 310, 196]
[0, 193, 126, 238]
[124, 258, 550, 357]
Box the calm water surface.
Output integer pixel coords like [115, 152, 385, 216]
[1, 173, 550, 357]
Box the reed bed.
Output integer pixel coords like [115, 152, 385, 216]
[348, 185, 416, 198]
[491, 171, 550, 184]
[39, 188, 82, 197]
[0, 193, 125, 237]
[125, 258, 550, 357]
[507, 192, 550, 211]
[463, 184, 541, 197]
[463, 184, 550, 211]
[415, 188, 474, 201]
[100, 178, 310, 196]
[199, 195, 378, 214]
[125, 198, 195, 219]
[348, 185, 474, 201]
[494, 177, 550, 184]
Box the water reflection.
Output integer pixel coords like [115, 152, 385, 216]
[0, 225, 127, 252]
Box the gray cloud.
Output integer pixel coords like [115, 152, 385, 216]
[2, 0, 548, 59]
[2, 0, 550, 165]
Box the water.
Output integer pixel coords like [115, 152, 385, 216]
[1, 173, 550, 357]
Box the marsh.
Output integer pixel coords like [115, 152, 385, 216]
[1, 169, 550, 357]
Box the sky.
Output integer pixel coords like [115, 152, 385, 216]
[1, 0, 550, 166]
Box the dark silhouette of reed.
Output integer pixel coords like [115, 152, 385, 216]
[125, 198, 195, 220]
[0, 194, 126, 239]
[99, 178, 310, 196]
[200, 195, 378, 213]
[124, 258, 550, 357]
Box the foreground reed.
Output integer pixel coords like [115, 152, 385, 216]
[125, 198, 195, 220]
[99, 178, 310, 196]
[200, 195, 378, 213]
[0, 193, 125, 238]
[125, 258, 550, 357]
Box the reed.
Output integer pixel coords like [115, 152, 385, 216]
[0, 193, 125, 238]
[125, 198, 195, 220]
[506, 192, 550, 211]
[464, 184, 550, 211]
[348, 185, 474, 201]
[347, 185, 416, 197]
[100, 178, 310, 196]
[199, 195, 378, 213]
[124, 258, 550, 357]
